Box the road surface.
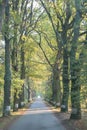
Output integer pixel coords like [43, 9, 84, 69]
[9, 99, 66, 130]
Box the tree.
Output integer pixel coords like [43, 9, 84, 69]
[39, 0, 62, 104]
[70, 0, 82, 119]
[0, 0, 5, 32]
[60, 1, 70, 112]
[11, 0, 20, 112]
[3, 0, 11, 116]
[18, 0, 43, 107]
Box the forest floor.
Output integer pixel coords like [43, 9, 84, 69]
[0, 102, 87, 130]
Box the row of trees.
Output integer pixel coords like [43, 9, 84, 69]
[0, 0, 43, 116]
[36, 0, 87, 119]
[0, 0, 87, 120]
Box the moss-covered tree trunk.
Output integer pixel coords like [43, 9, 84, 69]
[28, 80, 30, 102]
[13, 88, 19, 112]
[3, 0, 11, 116]
[70, 60, 81, 119]
[61, 49, 69, 112]
[70, 0, 81, 119]
[52, 63, 61, 104]
[51, 51, 61, 105]
[11, 0, 19, 112]
[0, 0, 5, 32]
[19, 40, 25, 108]
[12, 41, 19, 111]
[26, 76, 31, 102]
[61, 1, 71, 112]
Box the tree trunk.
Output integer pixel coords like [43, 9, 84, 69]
[11, 0, 19, 112]
[61, 49, 69, 112]
[70, 0, 81, 119]
[28, 85, 30, 102]
[27, 79, 31, 102]
[19, 40, 25, 108]
[12, 35, 19, 111]
[19, 84, 25, 108]
[52, 62, 61, 104]
[12, 29, 19, 111]
[3, 0, 11, 116]
[70, 60, 81, 119]
[0, 0, 5, 32]
[13, 88, 19, 112]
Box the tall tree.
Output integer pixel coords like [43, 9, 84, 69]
[19, 38, 25, 108]
[3, 0, 11, 116]
[39, 0, 62, 104]
[11, 0, 20, 111]
[61, 0, 72, 112]
[70, 0, 82, 119]
[18, 0, 35, 107]
[0, 0, 5, 32]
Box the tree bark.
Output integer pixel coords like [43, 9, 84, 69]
[0, 0, 5, 32]
[28, 82, 30, 102]
[70, 60, 81, 119]
[60, 0, 73, 112]
[51, 51, 61, 105]
[13, 88, 19, 112]
[61, 49, 69, 112]
[52, 63, 61, 104]
[70, 0, 81, 119]
[19, 40, 25, 108]
[3, 0, 11, 116]
[11, 0, 19, 112]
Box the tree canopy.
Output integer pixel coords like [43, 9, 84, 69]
[0, 0, 87, 120]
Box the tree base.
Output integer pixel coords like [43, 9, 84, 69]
[70, 113, 81, 120]
[3, 110, 11, 117]
[61, 105, 68, 112]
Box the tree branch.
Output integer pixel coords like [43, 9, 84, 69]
[31, 31, 53, 68]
